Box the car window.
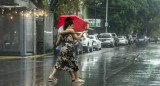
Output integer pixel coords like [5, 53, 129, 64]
[132, 36, 136, 37]
[112, 34, 116, 36]
[137, 35, 145, 38]
[76, 33, 80, 36]
[89, 36, 94, 39]
[118, 36, 123, 38]
[126, 35, 129, 38]
[99, 34, 111, 38]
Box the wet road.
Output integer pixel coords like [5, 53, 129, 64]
[0, 42, 160, 86]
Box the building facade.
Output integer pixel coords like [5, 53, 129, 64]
[0, 0, 54, 56]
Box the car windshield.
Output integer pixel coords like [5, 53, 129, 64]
[118, 36, 123, 38]
[89, 36, 94, 39]
[132, 36, 136, 37]
[137, 35, 146, 39]
[99, 34, 111, 38]
[112, 34, 116, 36]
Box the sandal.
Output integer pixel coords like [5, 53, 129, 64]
[48, 77, 58, 82]
[74, 79, 85, 83]
[72, 80, 75, 82]
[48, 82, 57, 86]
[71, 82, 84, 86]
[72, 77, 82, 82]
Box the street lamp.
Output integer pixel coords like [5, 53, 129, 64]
[106, 0, 108, 33]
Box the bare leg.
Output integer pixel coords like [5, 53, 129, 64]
[69, 71, 75, 80]
[49, 67, 57, 79]
[73, 71, 85, 83]
[49, 50, 59, 79]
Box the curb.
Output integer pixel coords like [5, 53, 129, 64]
[0, 53, 53, 60]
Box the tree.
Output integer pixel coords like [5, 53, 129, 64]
[43, 0, 85, 26]
[85, 0, 160, 37]
[43, 0, 86, 16]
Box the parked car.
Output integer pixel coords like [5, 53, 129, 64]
[158, 37, 160, 41]
[98, 33, 115, 47]
[118, 36, 128, 45]
[132, 35, 137, 42]
[76, 32, 93, 53]
[135, 35, 148, 45]
[74, 39, 83, 55]
[111, 33, 119, 46]
[126, 35, 134, 44]
[149, 37, 158, 43]
[89, 35, 101, 51]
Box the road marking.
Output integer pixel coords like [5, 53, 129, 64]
[0, 54, 48, 59]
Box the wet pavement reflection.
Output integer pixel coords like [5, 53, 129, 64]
[0, 43, 160, 86]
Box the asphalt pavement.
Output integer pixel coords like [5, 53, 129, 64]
[0, 42, 160, 86]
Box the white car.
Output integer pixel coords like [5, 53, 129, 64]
[89, 35, 101, 51]
[99, 33, 115, 47]
[132, 35, 137, 41]
[157, 37, 160, 41]
[76, 32, 93, 53]
[118, 36, 128, 45]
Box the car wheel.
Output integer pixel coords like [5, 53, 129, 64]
[80, 48, 83, 54]
[90, 46, 93, 52]
[81, 48, 83, 54]
[86, 46, 90, 53]
[100, 45, 102, 50]
[96, 47, 99, 51]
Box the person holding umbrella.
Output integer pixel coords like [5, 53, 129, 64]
[49, 17, 76, 82]
[49, 19, 87, 83]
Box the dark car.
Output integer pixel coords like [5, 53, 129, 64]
[111, 33, 119, 46]
[149, 37, 158, 43]
[135, 35, 148, 45]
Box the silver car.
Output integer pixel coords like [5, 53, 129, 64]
[135, 35, 148, 45]
[98, 33, 115, 48]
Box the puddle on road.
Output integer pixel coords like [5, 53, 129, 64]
[143, 59, 160, 65]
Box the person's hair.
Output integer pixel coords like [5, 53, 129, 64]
[64, 21, 73, 30]
[65, 17, 73, 23]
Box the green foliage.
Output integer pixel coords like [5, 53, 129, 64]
[56, 0, 81, 16]
[43, 0, 85, 16]
[148, 15, 160, 37]
[85, 0, 160, 37]
[43, 0, 85, 26]
[43, 0, 50, 10]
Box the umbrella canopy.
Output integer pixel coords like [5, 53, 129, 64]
[57, 15, 88, 32]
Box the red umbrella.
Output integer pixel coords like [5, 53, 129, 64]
[57, 15, 88, 32]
